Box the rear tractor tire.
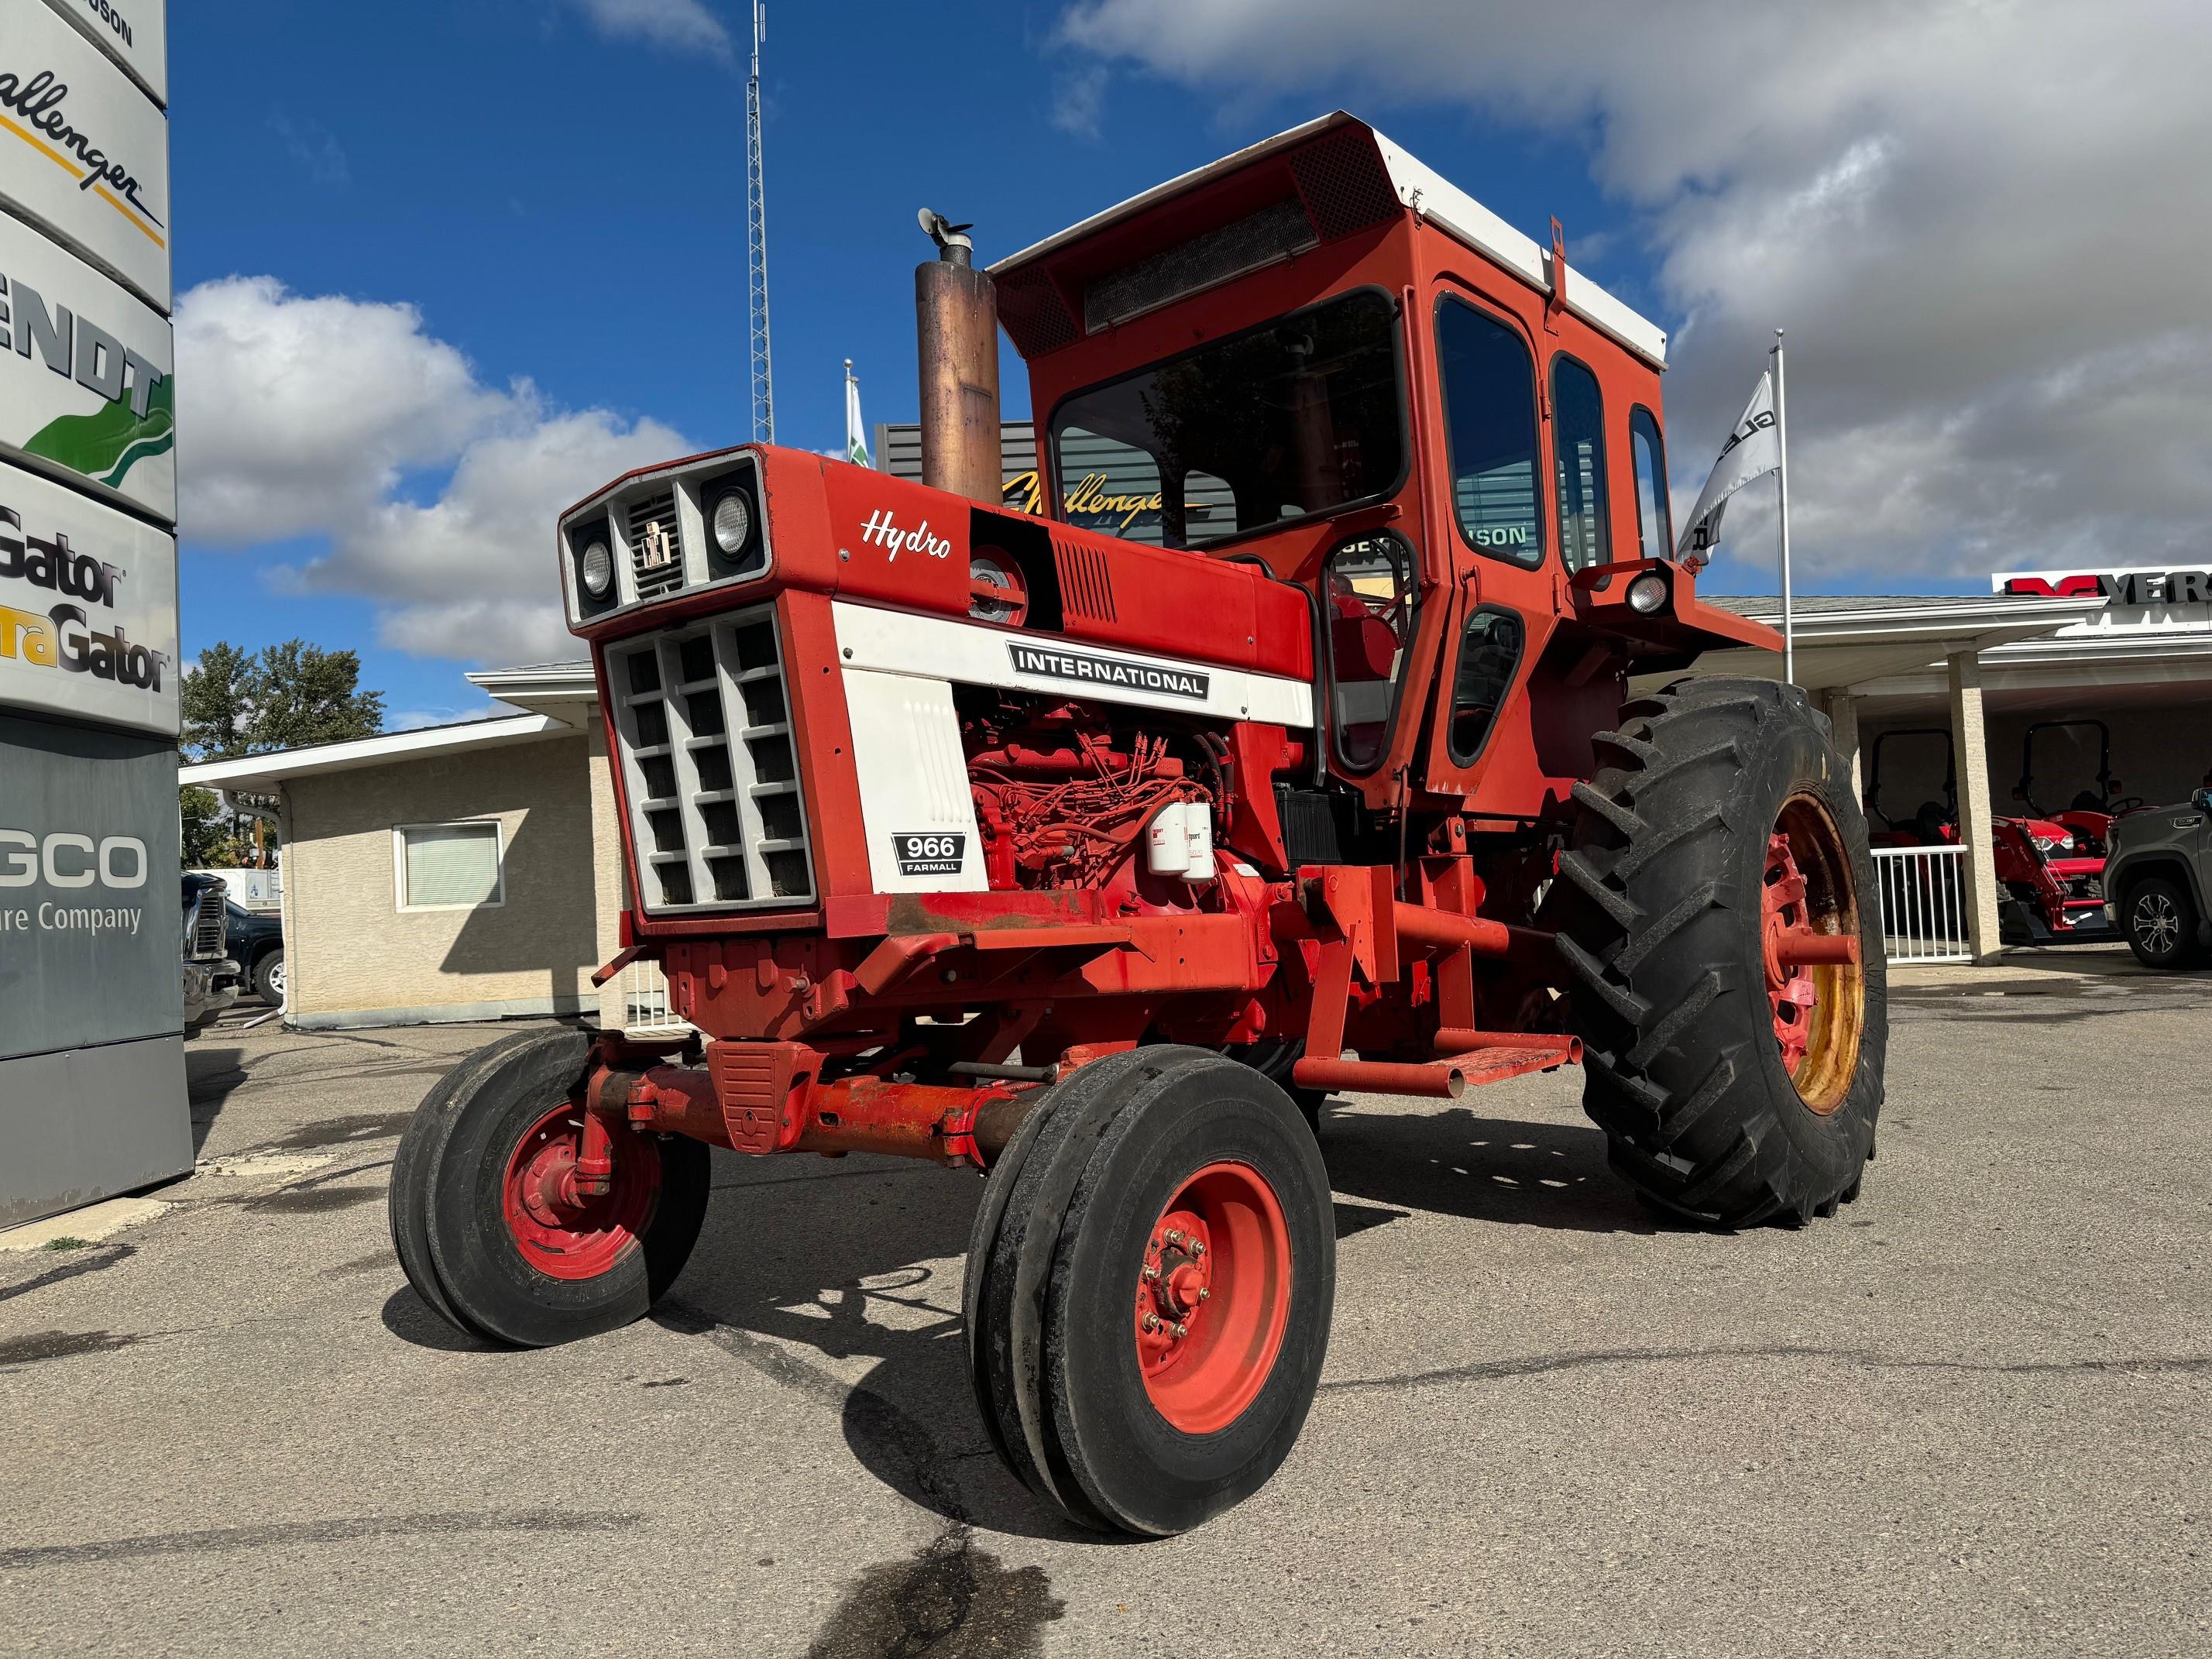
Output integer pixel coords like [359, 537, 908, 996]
[966, 1047, 1336, 1536]
[389, 1028, 710, 1346]
[1553, 678, 1886, 1228]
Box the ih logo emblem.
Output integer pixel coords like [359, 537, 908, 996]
[892, 833, 965, 878]
[637, 520, 676, 572]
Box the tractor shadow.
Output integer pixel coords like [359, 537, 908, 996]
[649, 1101, 1662, 1540]
[1316, 1102, 1665, 1237]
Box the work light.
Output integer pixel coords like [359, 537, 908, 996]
[1626, 572, 1668, 614]
[580, 538, 614, 599]
[712, 490, 754, 556]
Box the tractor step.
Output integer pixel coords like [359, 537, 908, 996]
[1292, 1038, 1578, 1100]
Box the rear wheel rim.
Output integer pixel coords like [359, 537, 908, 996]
[1761, 795, 1867, 1115]
[500, 1106, 660, 1280]
[1133, 1161, 1293, 1435]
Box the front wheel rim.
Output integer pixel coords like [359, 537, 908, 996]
[500, 1105, 660, 1279]
[1133, 1161, 1293, 1435]
[2134, 894, 2179, 953]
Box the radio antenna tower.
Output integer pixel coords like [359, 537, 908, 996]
[746, 0, 775, 442]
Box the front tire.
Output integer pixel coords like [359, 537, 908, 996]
[389, 1029, 710, 1346]
[2123, 874, 2200, 970]
[966, 1047, 1335, 1535]
[1552, 679, 1886, 1227]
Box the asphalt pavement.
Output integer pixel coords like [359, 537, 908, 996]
[2, 957, 2207, 1657]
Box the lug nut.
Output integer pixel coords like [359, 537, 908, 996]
[1170, 1323, 1188, 1339]
[1197, 1288, 1210, 1302]
[1142, 1266, 1159, 1281]
[1190, 1241, 1204, 1257]
[1164, 1229, 1183, 1245]
[1142, 1314, 1161, 1333]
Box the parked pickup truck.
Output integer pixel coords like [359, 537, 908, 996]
[181, 875, 242, 1035]
[2104, 782, 2212, 969]
[181, 872, 285, 1006]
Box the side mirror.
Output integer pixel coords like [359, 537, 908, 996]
[2193, 787, 2212, 812]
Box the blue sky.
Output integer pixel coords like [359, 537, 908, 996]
[172, 1, 2178, 729]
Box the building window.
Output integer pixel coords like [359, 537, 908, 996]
[1630, 405, 1671, 558]
[1435, 295, 1543, 568]
[1552, 355, 1610, 573]
[393, 821, 504, 912]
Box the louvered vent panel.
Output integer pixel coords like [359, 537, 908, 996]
[1053, 535, 1118, 624]
[607, 604, 814, 914]
[1290, 132, 1403, 242]
[1083, 198, 1317, 335]
[627, 489, 685, 599]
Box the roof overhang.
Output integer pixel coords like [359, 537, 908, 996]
[988, 110, 1668, 369]
[178, 714, 571, 792]
[1668, 596, 2108, 692]
[467, 661, 598, 723]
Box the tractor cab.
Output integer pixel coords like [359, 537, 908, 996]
[993, 112, 1774, 825]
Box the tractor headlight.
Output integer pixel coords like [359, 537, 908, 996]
[579, 538, 614, 599]
[711, 490, 754, 556]
[1626, 572, 1668, 614]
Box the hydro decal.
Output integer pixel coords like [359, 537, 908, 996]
[2001, 569, 2212, 605]
[859, 508, 953, 562]
[891, 833, 966, 878]
[1008, 641, 1210, 701]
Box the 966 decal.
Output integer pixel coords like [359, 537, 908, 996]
[892, 833, 966, 878]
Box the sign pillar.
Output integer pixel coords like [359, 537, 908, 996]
[0, 0, 189, 1231]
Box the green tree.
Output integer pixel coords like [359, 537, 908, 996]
[177, 640, 386, 866]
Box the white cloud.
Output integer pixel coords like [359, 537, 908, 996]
[173, 276, 689, 667]
[567, 0, 733, 59]
[1058, 0, 2212, 582]
[1053, 66, 1109, 139]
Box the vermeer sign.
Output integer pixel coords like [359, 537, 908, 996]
[0, 214, 174, 523]
[0, 459, 177, 736]
[0, 1, 171, 309]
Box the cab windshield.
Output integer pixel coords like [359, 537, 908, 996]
[1048, 289, 1405, 549]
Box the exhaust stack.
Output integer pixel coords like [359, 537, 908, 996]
[915, 209, 1001, 503]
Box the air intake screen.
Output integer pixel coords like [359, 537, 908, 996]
[1290, 133, 1403, 242]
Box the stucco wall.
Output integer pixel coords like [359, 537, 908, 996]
[282, 733, 603, 1027]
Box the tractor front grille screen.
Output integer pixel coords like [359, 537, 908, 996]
[607, 604, 815, 914]
[627, 488, 685, 600]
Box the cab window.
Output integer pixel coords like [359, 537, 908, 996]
[1630, 405, 1671, 558]
[1552, 356, 1610, 573]
[1436, 297, 1542, 568]
[1324, 531, 1418, 774]
[1446, 609, 1526, 765]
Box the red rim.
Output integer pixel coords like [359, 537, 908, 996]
[1762, 831, 1820, 1077]
[500, 1106, 661, 1279]
[1760, 803, 1866, 1115]
[1133, 1161, 1293, 1434]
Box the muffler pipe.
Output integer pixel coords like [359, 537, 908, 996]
[915, 208, 1002, 503]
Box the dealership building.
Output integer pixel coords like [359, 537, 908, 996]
[180, 424, 2212, 1033]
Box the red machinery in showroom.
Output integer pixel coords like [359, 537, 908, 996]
[391, 113, 1885, 1536]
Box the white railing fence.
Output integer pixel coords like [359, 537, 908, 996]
[617, 958, 694, 1039]
[1870, 843, 1972, 965]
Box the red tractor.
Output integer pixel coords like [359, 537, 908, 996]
[2013, 718, 2142, 858]
[1865, 726, 2111, 943]
[390, 113, 1885, 1536]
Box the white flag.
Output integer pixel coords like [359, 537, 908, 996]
[845, 367, 872, 469]
[1677, 371, 1780, 567]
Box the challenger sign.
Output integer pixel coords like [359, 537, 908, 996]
[1994, 565, 2212, 608]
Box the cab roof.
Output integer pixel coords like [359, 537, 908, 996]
[988, 111, 1668, 369]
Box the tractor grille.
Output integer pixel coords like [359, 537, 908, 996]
[627, 488, 685, 600]
[606, 603, 814, 914]
[187, 882, 228, 962]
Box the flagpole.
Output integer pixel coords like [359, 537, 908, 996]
[1772, 328, 1795, 685]
[843, 359, 855, 463]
